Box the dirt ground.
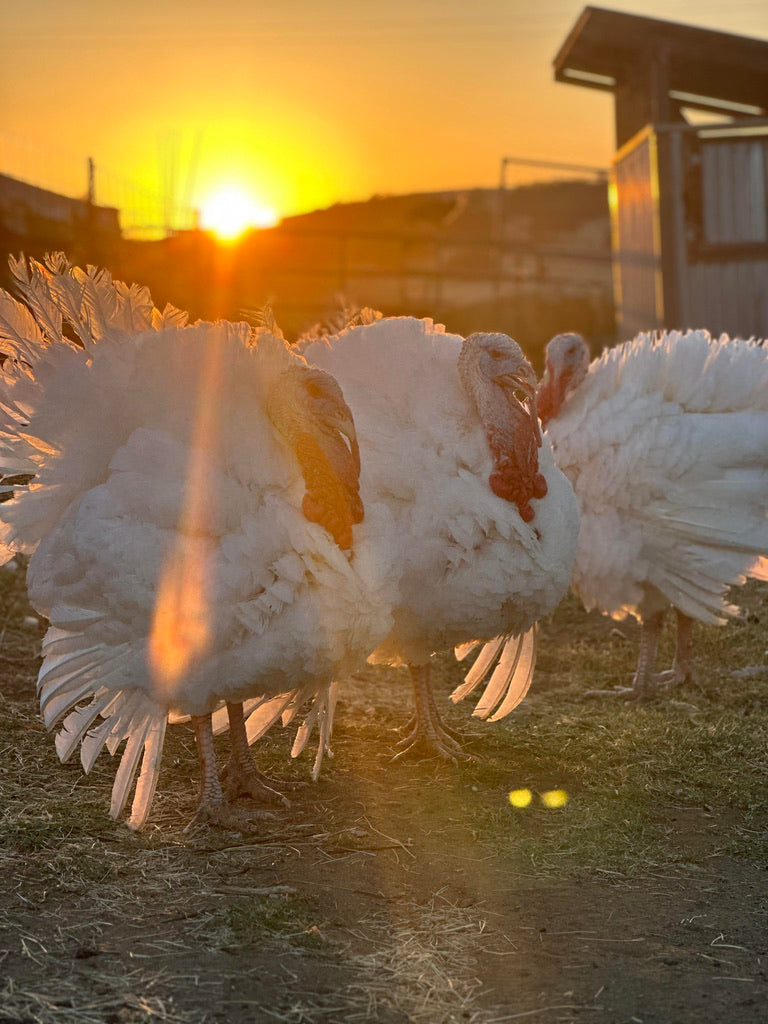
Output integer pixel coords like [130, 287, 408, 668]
[1, 573, 767, 1024]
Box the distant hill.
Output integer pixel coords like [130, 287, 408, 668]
[280, 181, 609, 246]
[246, 181, 614, 359]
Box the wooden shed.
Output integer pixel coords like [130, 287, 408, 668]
[554, 7, 768, 339]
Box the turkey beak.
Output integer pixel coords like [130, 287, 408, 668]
[497, 365, 542, 447]
[496, 362, 537, 401]
[331, 409, 361, 477]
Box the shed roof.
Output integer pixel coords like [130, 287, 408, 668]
[554, 6, 768, 115]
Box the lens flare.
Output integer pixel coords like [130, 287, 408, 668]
[540, 788, 569, 808]
[148, 536, 213, 697]
[509, 788, 533, 808]
[508, 787, 570, 809]
[148, 331, 227, 697]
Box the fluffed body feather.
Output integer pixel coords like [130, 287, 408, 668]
[0, 258, 396, 827]
[545, 330, 768, 626]
[300, 317, 579, 719]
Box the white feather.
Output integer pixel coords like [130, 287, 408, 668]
[127, 717, 167, 831]
[0, 254, 398, 827]
[110, 718, 152, 820]
[449, 636, 505, 703]
[297, 318, 579, 727]
[448, 627, 536, 720]
[545, 330, 768, 628]
[484, 628, 536, 721]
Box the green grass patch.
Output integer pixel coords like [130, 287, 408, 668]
[225, 892, 328, 950]
[449, 585, 768, 876]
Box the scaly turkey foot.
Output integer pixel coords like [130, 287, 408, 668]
[392, 664, 472, 763]
[392, 719, 471, 763]
[654, 648, 696, 691]
[627, 651, 696, 701]
[222, 701, 297, 808]
[581, 674, 673, 701]
[625, 611, 697, 699]
[649, 662, 695, 689]
[398, 711, 466, 745]
[222, 761, 292, 808]
[184, 795, 276, 833]
[188, 709, 284, 832]
[582, 668, 687, 702]
[582, 611, 672, 702]
[580, 684, 637, 700]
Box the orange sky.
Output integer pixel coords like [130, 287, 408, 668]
[2, 1, 767, 231]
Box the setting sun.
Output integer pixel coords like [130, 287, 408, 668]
[199, 185, 278, 240]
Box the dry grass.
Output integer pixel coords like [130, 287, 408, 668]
[342, 890, 519, 1024]
[1, 561, 768, 1022]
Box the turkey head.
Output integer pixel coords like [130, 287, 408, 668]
[268, 365, 363, 549]
[537, 332, 590, 428]
[458, 332, 547, 522]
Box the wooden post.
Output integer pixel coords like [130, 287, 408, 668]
[87, 157, 96, 205]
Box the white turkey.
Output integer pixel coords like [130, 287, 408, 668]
[535, 329, 768, 699]
[288, 315, 580, 758]
[0, 254, 397, 829]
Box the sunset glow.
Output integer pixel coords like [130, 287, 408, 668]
[5, 4, 766, 228]
[199, 185, 278, 240]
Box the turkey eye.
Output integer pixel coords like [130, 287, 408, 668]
[512, 389, 528, 404]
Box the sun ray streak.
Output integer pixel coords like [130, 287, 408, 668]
[148, 331, 227, 699]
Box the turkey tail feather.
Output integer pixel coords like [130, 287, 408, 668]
[128, 717, 167, 831]
[451, 626, 537, 720]
[450, 635, 505, 701]
[486, 628, 536, 721]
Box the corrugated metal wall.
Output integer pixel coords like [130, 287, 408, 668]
[683, 134, 768, 338]
[611, 130, 663, 337]
[611, 122, 768, 341]
[684, 258, 768, 337]
[700, 138, 767, 245]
